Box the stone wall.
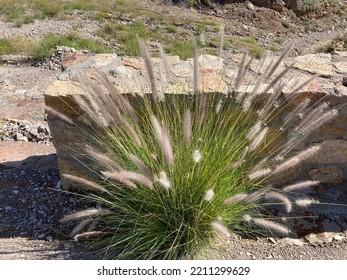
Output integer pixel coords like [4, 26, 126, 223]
[45, 50, 347, 235]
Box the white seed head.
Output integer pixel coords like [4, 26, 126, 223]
[157, 171, 172, 190]
[224, 193, 248, 205]
[211, 221, 231, 237]
[248, 168, 271, 181]
[251, 218, 290, 235]
[193, 150, 202, 163]
[283, 180, 319, 192]
[243, 214, 252, 222]
[204, 189, 215, 202]
[295, 198, 319, 208]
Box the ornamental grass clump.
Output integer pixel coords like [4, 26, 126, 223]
[50, 41, 339, 260]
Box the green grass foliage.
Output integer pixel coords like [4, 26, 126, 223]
[51, 42, 338, 260]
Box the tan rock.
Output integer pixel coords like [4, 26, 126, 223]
[164, 81, 190, 95]
[198, 70, 228, 94]
[294, 54, 334, 77]
[308, 166, 343, 184]
[198, 55, 225, 71]
[62, 53, 90, 69]
[171, 61, 193, 77]
[46, 80, 84, 97]
[122, 57, 145, 70]
[335, 61, 347, 74]
[90, 54, 118, 67]
[304, 232, 335, 245]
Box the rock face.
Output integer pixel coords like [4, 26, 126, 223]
[45, 50, 347, 236]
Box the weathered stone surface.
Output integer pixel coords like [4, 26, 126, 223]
[306, 140, 347, 164]
[294, 53, 334, 77]
[318, 123, 347, 140]
[335, 61, 347, 74]
[308, 166, 343, 184]
[198, 70, 228, 94]
[304, 232, 335, 245]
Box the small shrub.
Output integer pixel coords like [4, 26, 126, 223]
[282, 20, 291, 29]
[96, 21, 150, 56]
[51, 41, 340, 259]
[29, 33, 111, 60]
[166, 25, 178, 34]
[0, 38, 14, 55]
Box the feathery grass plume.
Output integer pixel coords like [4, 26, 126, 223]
[104, 171, 153, 189]
[72, 94, 106, 126]
[294, 102, 329, 131]
[45, 106, 75, 125]
[183, 109, 192, 146]
[74, 231, 103, 241]
[85, 145, 122, 172]
[62, 174, 106, 192]
[246, 121, 262, 140]
[264, 192, 292, 213]
[249, 127, 268, 151]
[151, 115, 174, 166]
[250, 217, 290, 235]
[265, 43, 292, 79]
[217, 25, 225, 59]
[120, 117, 142, 147]
[295, 198, 319, 208]
[248, 168, 272, 181]
[128, 153, 153, 180]
[211, 221, 231, 237]
[157, 171, 171, 190]
[158, 43, 173, 83]
[283, 180, 319, 192]
[94, 70, 139, 123]
[161, 124, 174, 166]
[272, 145, 321, 177]
[193, 150, 202, 163]
[69, 218, 92, 238]
[244, 185, 272, 203]
[138, 37, 162, 102]
[193, 38, 199, 94]
[235, 52, 254, 102]
[224, 193, 248, 205]
[233, 50, 248, 95]
[204, 189, 215, 202]
[297, 109, 338, 136]
[227, 159, 245, 171]
[282, 98, 311, 126]
[102, 171, 137, 189]
[59, 208, 109, 223]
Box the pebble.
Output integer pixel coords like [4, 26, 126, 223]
[37, 233, 46, 239]
[333, 235, 344, 241]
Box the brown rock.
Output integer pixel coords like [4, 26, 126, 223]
[122, 57, 145, 70]
[306, 140, 347, 164]
[61, 54, 90, 70]
[271, 0, 285, 12]
[308, 166, 343, 184]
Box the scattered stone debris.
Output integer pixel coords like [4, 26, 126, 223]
[0, 119, 52, 144]
[33, 46, 91, 70]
